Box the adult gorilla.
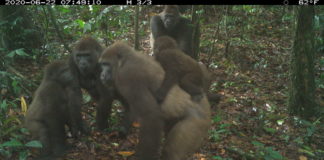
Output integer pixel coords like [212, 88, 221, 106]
[150, 5, 200, 59]
[99, 42, 211, 160]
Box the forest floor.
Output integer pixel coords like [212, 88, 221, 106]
[17, 26, 324, 160]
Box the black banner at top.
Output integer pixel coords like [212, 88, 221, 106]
[149, 0, 292, 5]
[1, 0, 322, 5]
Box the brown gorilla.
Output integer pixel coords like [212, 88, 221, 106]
[69, 36, 114, 130]
[153, 36, 204, 103]
[99, 42, 211, 160]
[25, 60, 85, 159]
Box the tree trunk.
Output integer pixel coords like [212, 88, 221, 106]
[191, 5, 200, 60]
[288, 6, 317, 119]
[134, 6, 140, 51]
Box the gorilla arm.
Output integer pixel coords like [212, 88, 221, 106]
[151, 15, 167, 39]
[65, 85, 86, 136]
[113, 57, 164, 160]
[93, 79, 115, 131]
[177, 24, 195, 59]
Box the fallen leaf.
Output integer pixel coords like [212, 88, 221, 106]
[132, 121, 141, 127]
[299, 155, 307, 160]
[21, 96, 28, 116]
[216, 43, 225, 49]
[194, 153, 205, 157]
[117, 151, 135, 157]
[220, 148, 226, 155]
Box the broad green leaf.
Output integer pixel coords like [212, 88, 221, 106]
[0, 20, 8, 26]
[19, 150, 28, 160]
[264, 127, 277, 134]
[15, 49, 28, 56]
[277, 119, 284, 125]
[252, 140, 264, 147]
[25, 140, 43, 148]
[212, 156, 223, 160]
[298, 148, 315, 157]
[7, 50, 16, 58]
[216, 129, 227, 133]
[75, 19, 85, 28]
[83, 94, 91, 103]
[7, 49, 28, 58]
[58, 6, 71, 13]
[212, 114, 222, 123]
[0, 100, 7, 110]
[102, 7, 110, 14]
[0, 139, 23, 147]
[266, 147, 283, 159]
[83, 23, 91, 33]
[220, 123, 231, 128]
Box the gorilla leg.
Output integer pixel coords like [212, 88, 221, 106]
[119, 105, 133, 137]
[162, 116, 210, 160]
[36, 124, 52, 157]
[179, 73, 204, 101]
[127, 92, 164, 160]
[137, 114, 164, 160]
[89, 85, 114, 131]
[48, 119, 67, 157]
[96, 98, 113, 130]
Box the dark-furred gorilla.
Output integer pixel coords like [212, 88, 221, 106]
[99, 42, 211, 160]
[69, 36, 114, 130]
[153, 36, 204, 103]
[150, 5, 199, 59]
[25, 60, 85, 159]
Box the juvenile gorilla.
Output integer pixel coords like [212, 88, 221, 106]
[69, 36, 114, 130]
[151, 5, 199, 59]
[99, 42, 211, 160]
[25, 60, 84, 159]
[153, 36, 204, 103]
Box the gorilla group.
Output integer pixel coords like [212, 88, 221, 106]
[25, 5, 218, 160]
